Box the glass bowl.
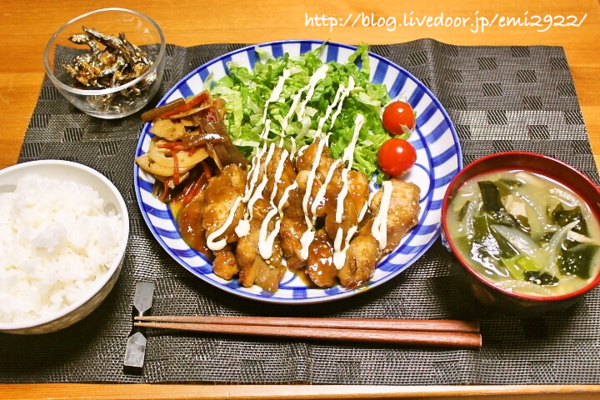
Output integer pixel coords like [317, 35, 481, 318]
[43, 8, 166, 119]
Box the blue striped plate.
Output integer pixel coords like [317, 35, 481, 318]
[134, 40, 462, 304]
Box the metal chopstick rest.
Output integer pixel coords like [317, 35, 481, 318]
[123, 281, 155, 374]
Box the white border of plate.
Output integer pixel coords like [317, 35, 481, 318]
[134, 40, 463, 304]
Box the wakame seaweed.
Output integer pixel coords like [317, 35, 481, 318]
[448, 169, 600, 297]
[478, 181, 506, 219]
[457, 200, 470, 222]
[515, 215, 531, 234]
[477, 180, 525, 230]
[552, 203, 589, 236]
[497, 178, 522, 187]
[559, 243, 600, 279]
[524, 271, 559, 286]
[471, 214, 518, 262]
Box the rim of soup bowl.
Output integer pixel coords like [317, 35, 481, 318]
[441, 151, 600, 303]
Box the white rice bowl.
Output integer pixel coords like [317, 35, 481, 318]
[0, 160, 129, 334]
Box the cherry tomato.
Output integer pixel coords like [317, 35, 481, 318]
[382, 101, 416, 135]
[378, 138, 417, 176]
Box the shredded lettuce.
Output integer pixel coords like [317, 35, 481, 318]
[210, 42, 391, 182]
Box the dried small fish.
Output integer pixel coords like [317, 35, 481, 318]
[119, 33, 150, 65]
[69, 34, 92, 45]
[63, 26, 153, 90]
[61, 26, 156, 112]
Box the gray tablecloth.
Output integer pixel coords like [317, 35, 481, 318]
[1, 39, 599, 384]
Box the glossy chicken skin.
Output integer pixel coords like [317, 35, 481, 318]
[236, 147, 290, 292]
[370, 178, 421, 254]
[337, 178, 421, 288]
[174, 139, 420, 293]
[236, 197, 286, 292]
[200, 164, 246, 279]
[276, 149, 308, 272]
[295, 140, 335, 181]
[295, 140, 370, 242]
[177, 200, 214, 261]
[306, 229, 337, 288]
[201, 164, 246, 244]
[337, 231, 380, 289]
[279, 213, 307, 271]
[213, 245, 239, 280]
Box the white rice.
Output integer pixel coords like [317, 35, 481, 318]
[0, 174, 123, 324]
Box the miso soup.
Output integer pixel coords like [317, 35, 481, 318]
[446, 169, 600, 297]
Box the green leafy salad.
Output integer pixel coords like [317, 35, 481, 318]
[210, 43, 397, 182]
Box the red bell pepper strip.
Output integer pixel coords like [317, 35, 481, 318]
[159, 179, 170, 202]
[181, 161, 212, 206]
[173, 151, 180, 185]
[157, 142, 190, 152]
[160, 91, 210, 119]
[201, 160, 212, 180]
[182, 173, 207, 207]
[206, 106, 218, 123]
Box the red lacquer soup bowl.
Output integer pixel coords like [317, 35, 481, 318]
[441, 152, 600, 317]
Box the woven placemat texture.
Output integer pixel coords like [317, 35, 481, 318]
[1, 39, 599, 384]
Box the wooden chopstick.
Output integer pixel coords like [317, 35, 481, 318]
[134, 317, 482, 349]
[135, 316, 479, 333]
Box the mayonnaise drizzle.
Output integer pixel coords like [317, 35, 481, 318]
[280, 66, 329, 160]
[301, 137, 328, 231]
[371, 181, 393, 250]
[281, 64, 329, 133]
[259, 208, 281, 259]
[296, 144, 308, 158]
[261, 69, 290, 125]
[328, 114, 365, 267]
[282, 90, 305, 133]
[235, 145, 267, 238]
[315, 84, 344, 138]
[233, 65, 331, 248]
[297, 64, 329, 121]
[235, 219, 250, 238]
[270, 148, 289, 202]
[246, 143, 276, 220]
[254, 146, 292, 258]
[289, 137, 297, 160]
[342, 113, 365, 169]
[329, 77, 355, 134]
[333, 225, 358, 269]
[299, 230, 316, 260]
[298, 114, 366, 263]
[358, 190, 377, 223]
[310, 159, 342, 219]
[235, 142, 291, 248]
[315, 76, 354, 138]
[207, 196, 244, 251]
[221, 66, 372, 267]
[335, 169, 350, 224]
[277, 181, 298, 212]
[259, 119, 271, 141]
[245, 144, 266, 201]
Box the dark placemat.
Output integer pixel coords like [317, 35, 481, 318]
[1, 39, 599, 385]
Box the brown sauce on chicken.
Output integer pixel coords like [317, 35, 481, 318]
[167, 139, 421, 293]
